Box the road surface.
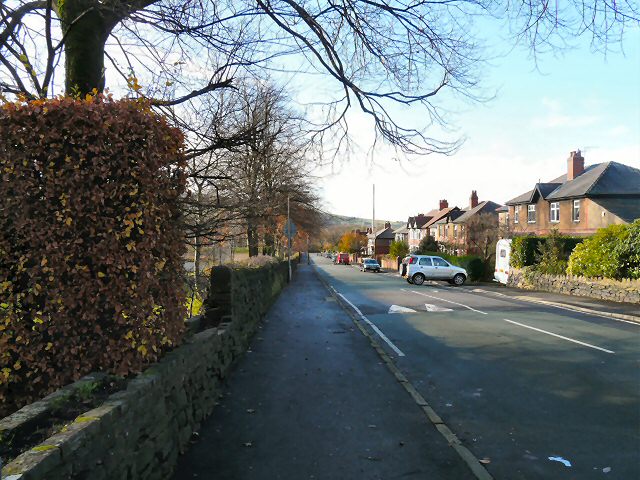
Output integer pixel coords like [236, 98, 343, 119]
[314, 255, 640, 479]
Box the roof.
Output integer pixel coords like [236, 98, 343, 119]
[546, 162, 640, 200]
[422, 207, 459, 228]
[393, 225, 409, 234]
[506, 162, 640, 204]
[407, 214, 431, 228]
[495, 205, 508, 212]
[368, 226, 395, 240]
[506, 182, 562, 205]
[454, 201, 503, 223]
[592, 198, 640, 223]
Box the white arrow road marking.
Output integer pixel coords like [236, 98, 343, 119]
[403, 289, 488, 315]
[330, 287, 406, 357]
[388, 305, 417, 314]
[424, 304, 453, 312]
[503, 318, 615, 354]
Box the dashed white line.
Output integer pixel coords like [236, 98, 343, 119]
[503, 318, 615, 354]
[403, 289, 488, 315]
[330, 287, 406, 357]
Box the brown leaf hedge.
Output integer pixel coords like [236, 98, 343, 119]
[0, 96, 186, 416]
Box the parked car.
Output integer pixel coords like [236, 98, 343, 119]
[360, 258, 381, 272]
[402, 255, 467, 286]
[335, 252, 350, 265]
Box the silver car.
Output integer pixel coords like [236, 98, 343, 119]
[403, 255, 467, 286]
[360, 258, 381, 272]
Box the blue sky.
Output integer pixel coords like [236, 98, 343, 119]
[314, 25, 640, 222]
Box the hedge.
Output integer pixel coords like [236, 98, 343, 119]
[420, 251, 486, 281]
[567, 220, 640, 279]
[0, 96, 186, 416]
[511, 235, 583, 268]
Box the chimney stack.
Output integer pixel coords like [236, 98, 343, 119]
[470, 190, 479, 208]
[384, 221, 391, 229]
[567, 150, 585, 181]
[439, 199, 448, 210]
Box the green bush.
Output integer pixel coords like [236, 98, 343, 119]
[512, 234, 583, 269]
[568, 221, 639, 279]
[416, 235, 438, 254]
[389, 240, 409, 258]
[535, 230, 572, 275]
[0, 96, 186, 416]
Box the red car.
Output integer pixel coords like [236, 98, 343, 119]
[336, 253, 350, 265]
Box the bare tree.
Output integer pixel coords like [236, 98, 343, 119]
[1, 1, 636, 154]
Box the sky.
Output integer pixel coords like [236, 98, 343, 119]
[311, 25, 640, 223]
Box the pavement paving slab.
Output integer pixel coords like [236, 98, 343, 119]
[171, 264, 474, 480]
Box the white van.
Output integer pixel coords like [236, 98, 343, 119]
[494, 239, 512, 284]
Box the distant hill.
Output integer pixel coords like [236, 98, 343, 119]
[323, 213, 404, 231]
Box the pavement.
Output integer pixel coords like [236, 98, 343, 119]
[171, 262, 477, 480]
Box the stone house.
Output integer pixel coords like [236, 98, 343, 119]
[505, 151, 640, 236]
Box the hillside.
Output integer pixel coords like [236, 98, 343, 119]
[323, 213, 404, 230]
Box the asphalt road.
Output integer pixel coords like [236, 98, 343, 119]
[313, 255, 640, 480]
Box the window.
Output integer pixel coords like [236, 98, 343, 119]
[527, 204, 536, 223]
[573, 200, 580, 222]
[514, 206, 519, 224]
[500, 249, 507, 258]
[453, 225, 458, 239]
[419, 257, 432, 266]
[432, 257, 449, 267]
[550, 202, 560, 223]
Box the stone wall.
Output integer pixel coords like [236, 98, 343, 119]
[508, 267, 640, 304]
[1, 259, 295, 480]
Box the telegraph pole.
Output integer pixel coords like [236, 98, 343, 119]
[287, 194, 292, 282]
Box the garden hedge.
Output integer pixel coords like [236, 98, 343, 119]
[0, 96, 186, 416]
[511, 235, 583, 268]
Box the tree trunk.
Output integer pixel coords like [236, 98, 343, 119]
[247, 221, 259, 257]
[58, 1, 118, 96]
[264, 231, 275, 256]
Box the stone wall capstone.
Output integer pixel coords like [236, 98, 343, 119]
[1, 259, 295, 480]
[507, 267, 640, 304]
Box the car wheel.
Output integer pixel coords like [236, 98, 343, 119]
[453, 273, 466, 286]
[412, 273, 425, 285]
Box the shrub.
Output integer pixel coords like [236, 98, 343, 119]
[512, 234, 583, 269]
[615, 220, 640, 279]
[389, 240, 409, 258]
[416, 235, 438, 254]
[567, 222, 637, 279]
[0, 96, 186, 415]
[534, 230, 571, 275]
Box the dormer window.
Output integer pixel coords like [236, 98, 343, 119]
[527, 204, 536, 223]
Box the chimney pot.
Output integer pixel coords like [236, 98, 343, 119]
[384, 221, 391, 229]
[470, 190, 479, 208]
[439, 199, 448, 210]
[567, 150, 585, 181]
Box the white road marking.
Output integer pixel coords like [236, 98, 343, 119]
[389, 305, 417, 314]
[503, 318, 615, 354]
[330, 287, 406, 357]
[424, 304, 453, 312]
[403, 289, 488, 315]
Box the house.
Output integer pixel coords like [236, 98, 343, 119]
[505, 151, 640, 236]
[448, 191, 503, 255]
[393, 224, 409, 243]
[423, 201, 461, 244]
[406, 212, 433, 252]
[367, 222, 395, 255]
